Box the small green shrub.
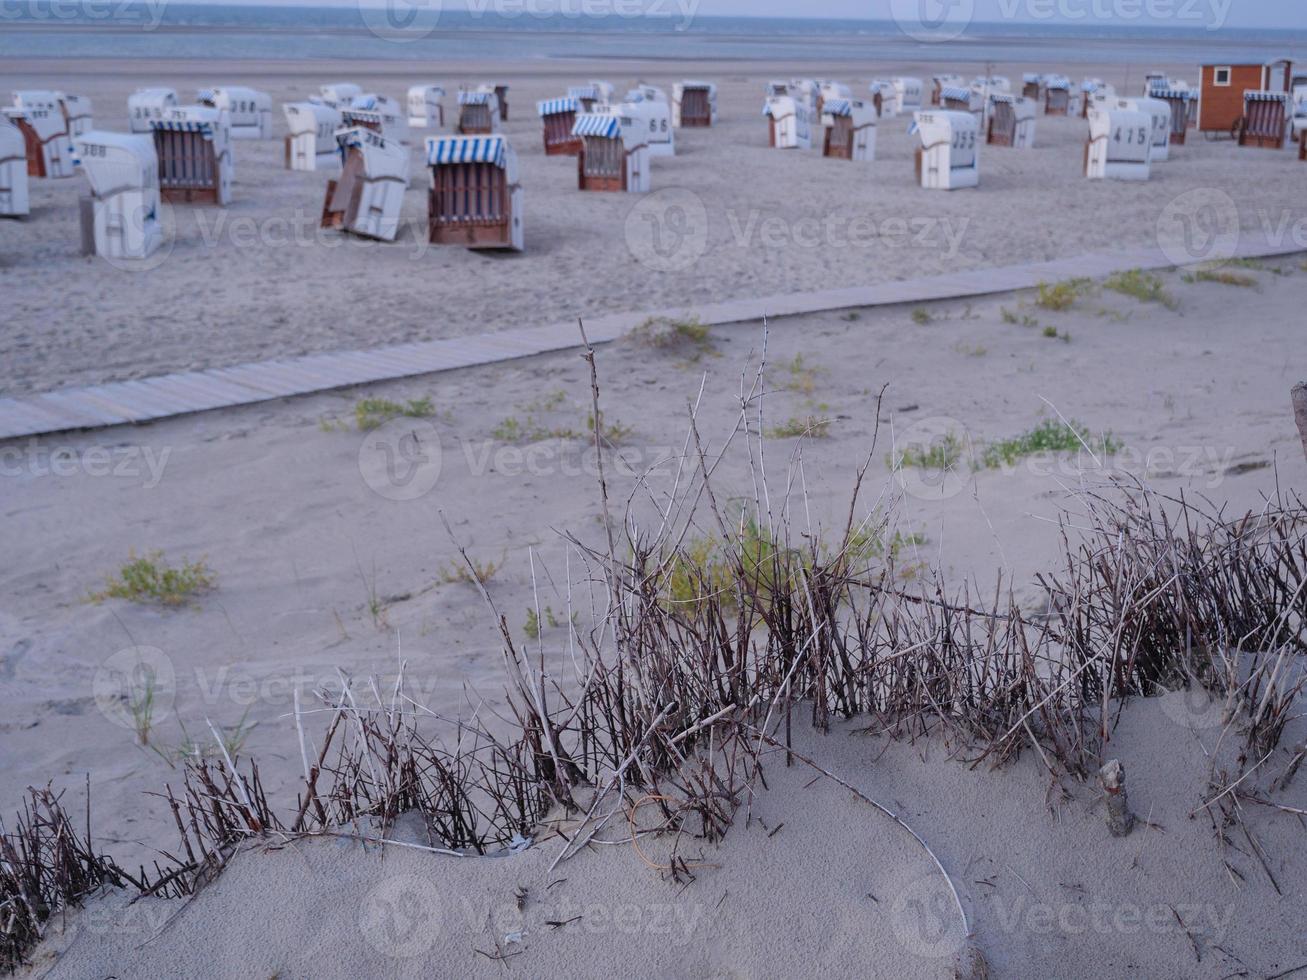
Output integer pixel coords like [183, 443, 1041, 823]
[92, 551, 215, 606]
[1103, 269, 1178, 309]
[355, 396, 434, 431]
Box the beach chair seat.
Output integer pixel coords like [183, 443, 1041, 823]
[986, 95, 1036, 148]
[1237, 91, 1288, 149]
[128, 88, 178, 134]
[407, 85, 446, 128]
[197, 87, 271, 140]
[457, 91, 499, 135]
[764, 95, 812, 150]
[820, 98, 876, 161]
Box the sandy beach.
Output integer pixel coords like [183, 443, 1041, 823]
[2, 56, 1306, 396]
[3, 33, 1307, 980]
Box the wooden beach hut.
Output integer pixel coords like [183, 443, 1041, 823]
[425, 135, 523, 252]
[672, 81, 717, 127]
[129, 88, 177, 134]
[986, 95, 1036, 148]
[1085, 105, 1150, 180]
[1198, 59, 1292, 136]
[150, 106, 232, 205]
[764, 95, 812, 150]
[74, 131, 164, 260]
[537, 97, 582, 156]
[457, 90, 499, 135]
[820, 98, 876, 161]
[283, 101, 341, 171]
[407, 85, 446, 128]
[573, 112, 649, 192]
[0, 117, 29, 216]
[197, 87, 271, 139]
[912, 111, 978, 190]
[321, 126, 409, 242]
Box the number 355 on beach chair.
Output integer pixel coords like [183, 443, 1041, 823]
[74, 131, 164, 261]
[320, 127, 409, 242]
[1085, 106, 1151, 180]
[0, 117, 29, 216]
[149, 106, 232, 204]
[912, 111, 979, 190]
[425, 135, 523, 252]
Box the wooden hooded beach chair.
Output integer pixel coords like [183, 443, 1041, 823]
[425, 135, 523, 251]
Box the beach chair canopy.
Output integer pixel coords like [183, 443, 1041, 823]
[568, 85, 600, 103]
[426, 134, 518, 179]
[74, 131, 156, 197]
[151, 104, 226, 134]
[1046, 75, 1071, 91]
[537, 97, 580, 117]
[1023, 73, 1043, 84]
[940, 86, 973, 103]
[408, 84, 445, 103]
[459, 91, 497, 107]
[12, 90, 61, 113]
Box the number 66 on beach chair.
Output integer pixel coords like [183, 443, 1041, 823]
[912, 111, 979, 189]
[1084, 106, 1151, 180]
[74, 131, 164, 261]
[320, 127, 409, 241]
[0, 117, 29, 216]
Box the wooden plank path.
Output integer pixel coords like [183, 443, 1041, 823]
[1, 241, 1300, 440]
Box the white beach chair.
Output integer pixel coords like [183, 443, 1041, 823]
[407, 85, 446, 128]
[74, 131, 164, 260]
[342, 94, 411, 145]
[892, 77, 925, 116]
[764, 95, 812, 150]
[321, 126, 409, 242]
[128, 89, 178, 134]
[573, 112, 650, 192]
[198, 87, 271, 140]
[318, 83, 362, 109]
[425, 135, 523, 252]
[913, 111, 979, 190]
[0, 117, 29, 216]
[986, 94, 1036, 148]
[1085, 106, 1151, 181]
[282, 102, 341, 171]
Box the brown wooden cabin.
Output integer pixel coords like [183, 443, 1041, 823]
[1022, 78, 1042, 100]
[823, 112, 853, 159]
[1198, 59, 1292, 136]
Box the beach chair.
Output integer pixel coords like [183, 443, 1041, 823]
[1085, 106, 1151, 180]
[673, 81, 716, 127]
[1045, 77, 1071, 116]
[283, 102, 341, 171]
[150, 106, 232, 205]
[819, 81, 852, 112]
[537, 97, 582, 156]
[407, 85, 446, 128]
[573, 113, 650, 192]
[317, 83, 362, 109]
[494, 85, 509, 121]
[321, 127, 409, 242]
[868, 81, 893, 118]
[1120, 97, 1172, 161]
[1151, 88, 1192, 145]
[457, 91, 499, 135]
[913, 111, 979, 190]
[939, 86, 977, 113]
[5, 96, 75, 178]
[425, 135, 523, 251]
[1022, 73, 1043, 101]
[789, 79, 821, 118]
[74, 131, 164, 260]
[764, 95, 812, 150]
[931, 75, 964, 107]
[617, 87, 674, 156]
[1080, 80, 1114, 117]
[1237, 91, 1289, 149]
[821, 98, 876, 160]
[0, 118, 29, 216]
[128, 89, 178, 134]
[342, 94, 410, 145]
[986, 95, 1036, 148]
[197, 87, 271, 139]
[60, 94, 93, 137]
[567, 84, 603, 113]
[892, 78, 924, 116]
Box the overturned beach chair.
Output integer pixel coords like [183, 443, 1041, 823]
[342, 94, 410, 145]
[821, 98, 876, 160]
[1085, 106, 1151, 180]
[537, 97, 582, 156]
[425, 135, 522, 251]
[283, 102, 340, 171]
[986, 95, 1036, 148]
[1237, 91, 1289, 149]
[321, 127, 409, 242]
[673, 81, 716, 128]
[573, 113, 649, 192]
[1151, 87, 1193, 145]
[764, 95, 811, 150]
[128, 88, 178, 134]
[0, 117, 29, 216]
[318, 83, 362, 109]
[913, 111, 979, 190]
[407, 85, 446, 128]
[150, 106, 232, 205]
[457, 90, 499, 135]
[74, 131, 164, 261]
[617, 87, 674, 157]
[4, 98, 74, 178]
[1044, 76, 1072, 116]
[197, 87, 271, 139]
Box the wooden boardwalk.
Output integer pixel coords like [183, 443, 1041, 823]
[0, 242, 1299, 440]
